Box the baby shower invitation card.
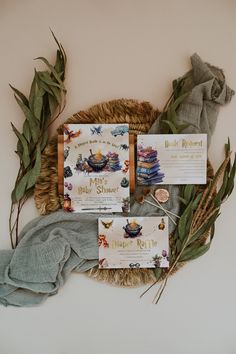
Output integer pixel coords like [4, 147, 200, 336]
[98, 216, 169, 269]
[137, 134, 207, 185]
[63, 124, 130, 213]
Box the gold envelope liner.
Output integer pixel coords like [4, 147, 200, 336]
[58, 133, 135, 194]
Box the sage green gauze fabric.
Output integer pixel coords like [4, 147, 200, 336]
[0, 212, 99, 306]
[149, 53, 234, 143]
[0, 53, 234, 306]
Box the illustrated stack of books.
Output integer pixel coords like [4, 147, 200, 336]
[107, 152, 121, 171]
[136, 146, 164, 185]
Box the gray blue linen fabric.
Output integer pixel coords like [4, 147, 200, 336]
[0, 53, 234, 307]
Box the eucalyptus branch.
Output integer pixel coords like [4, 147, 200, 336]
[9, 32, 67, 248]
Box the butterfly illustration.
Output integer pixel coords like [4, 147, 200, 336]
[101, 220, 113, 229]
[64, 124, 81, 144]
[90, 125, 103, 136]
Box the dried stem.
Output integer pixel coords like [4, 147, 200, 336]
[9, 192, 30, 248]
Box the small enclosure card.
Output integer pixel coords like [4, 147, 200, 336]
[63, 124, 130, 213]
[98, 217, 169, 269]
[137, 134, 207, 185]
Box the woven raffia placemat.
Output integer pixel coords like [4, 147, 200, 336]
[34, 98, 213, 287]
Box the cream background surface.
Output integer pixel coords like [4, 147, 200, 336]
[0, 1, 236, 354]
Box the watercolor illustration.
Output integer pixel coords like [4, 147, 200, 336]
[111, 125, 128, 137]
[98, 217, 169, 269]
[123, 219, 143, 238]
[64, 124, 81, 144]
[90, 125, 103, 136]
[63, 124, 130, 213]
[136, 145, 165, 185]
[137, 134, 207, 185]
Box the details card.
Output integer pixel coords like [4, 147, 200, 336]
[98, 217, 169, 269]
[63, 124, 130, 213]
[137, 134, 207, 185]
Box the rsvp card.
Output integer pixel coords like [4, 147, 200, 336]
[137, 134, 207, 185]
[98, 216, 169, 269]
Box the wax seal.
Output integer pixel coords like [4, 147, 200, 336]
[154, 188, 169, 203]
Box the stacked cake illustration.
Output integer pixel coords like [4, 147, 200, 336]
[107, 152, 121, 171]
[137, 146, 164, 185]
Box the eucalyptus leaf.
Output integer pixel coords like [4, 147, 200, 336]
[40, 130, 48, 152]
[176, 238, 182, 253]
[177, 123, 191, 133]
[11, 123, 30, 168]
[54, 50, 64, 79]
[172, 93, 188, 111]
[184, 185, 195, 203]
[9, 85, 29, 106]
[209, 222, 215, 242]
[214, 170, 229, 206]
[48, 95, 58, 117]
[224, 153, 236, 198]
[186, 210, 193, 234]
[27, 144, 41, 189]
[178, 202, 193, 241]
[50, 85, 62, 105]
[33, 87, 44, 120]
[23, 120, 31, 142]
[160, 112, 169, 134]
[50, 28, 67, 66]
[35, 70, 54, 96]
[14, 95, 40, 143]
[14, 171, 31, 202]
[17, 139, 23, 157]
[29, 77, 36, 112]
[162, 120, 178, 134]
[172, 79, 178, 91]
[179, 242, 211, 262]
[191, 192, 203, 210]
[34, 56, 65, 89]
[39, 71, 65, 89]
[178, 196, 188, 205]
[11, 187, 17, 203]
[167, 106, 171, 123]
[168, 104, 178, 125]
[40, 101, 50, 127]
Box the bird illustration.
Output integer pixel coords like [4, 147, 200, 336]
[101, 220, 113, 229]
[64, 124, 81, 144]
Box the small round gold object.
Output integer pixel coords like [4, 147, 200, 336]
[154, 188, 169, 203]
